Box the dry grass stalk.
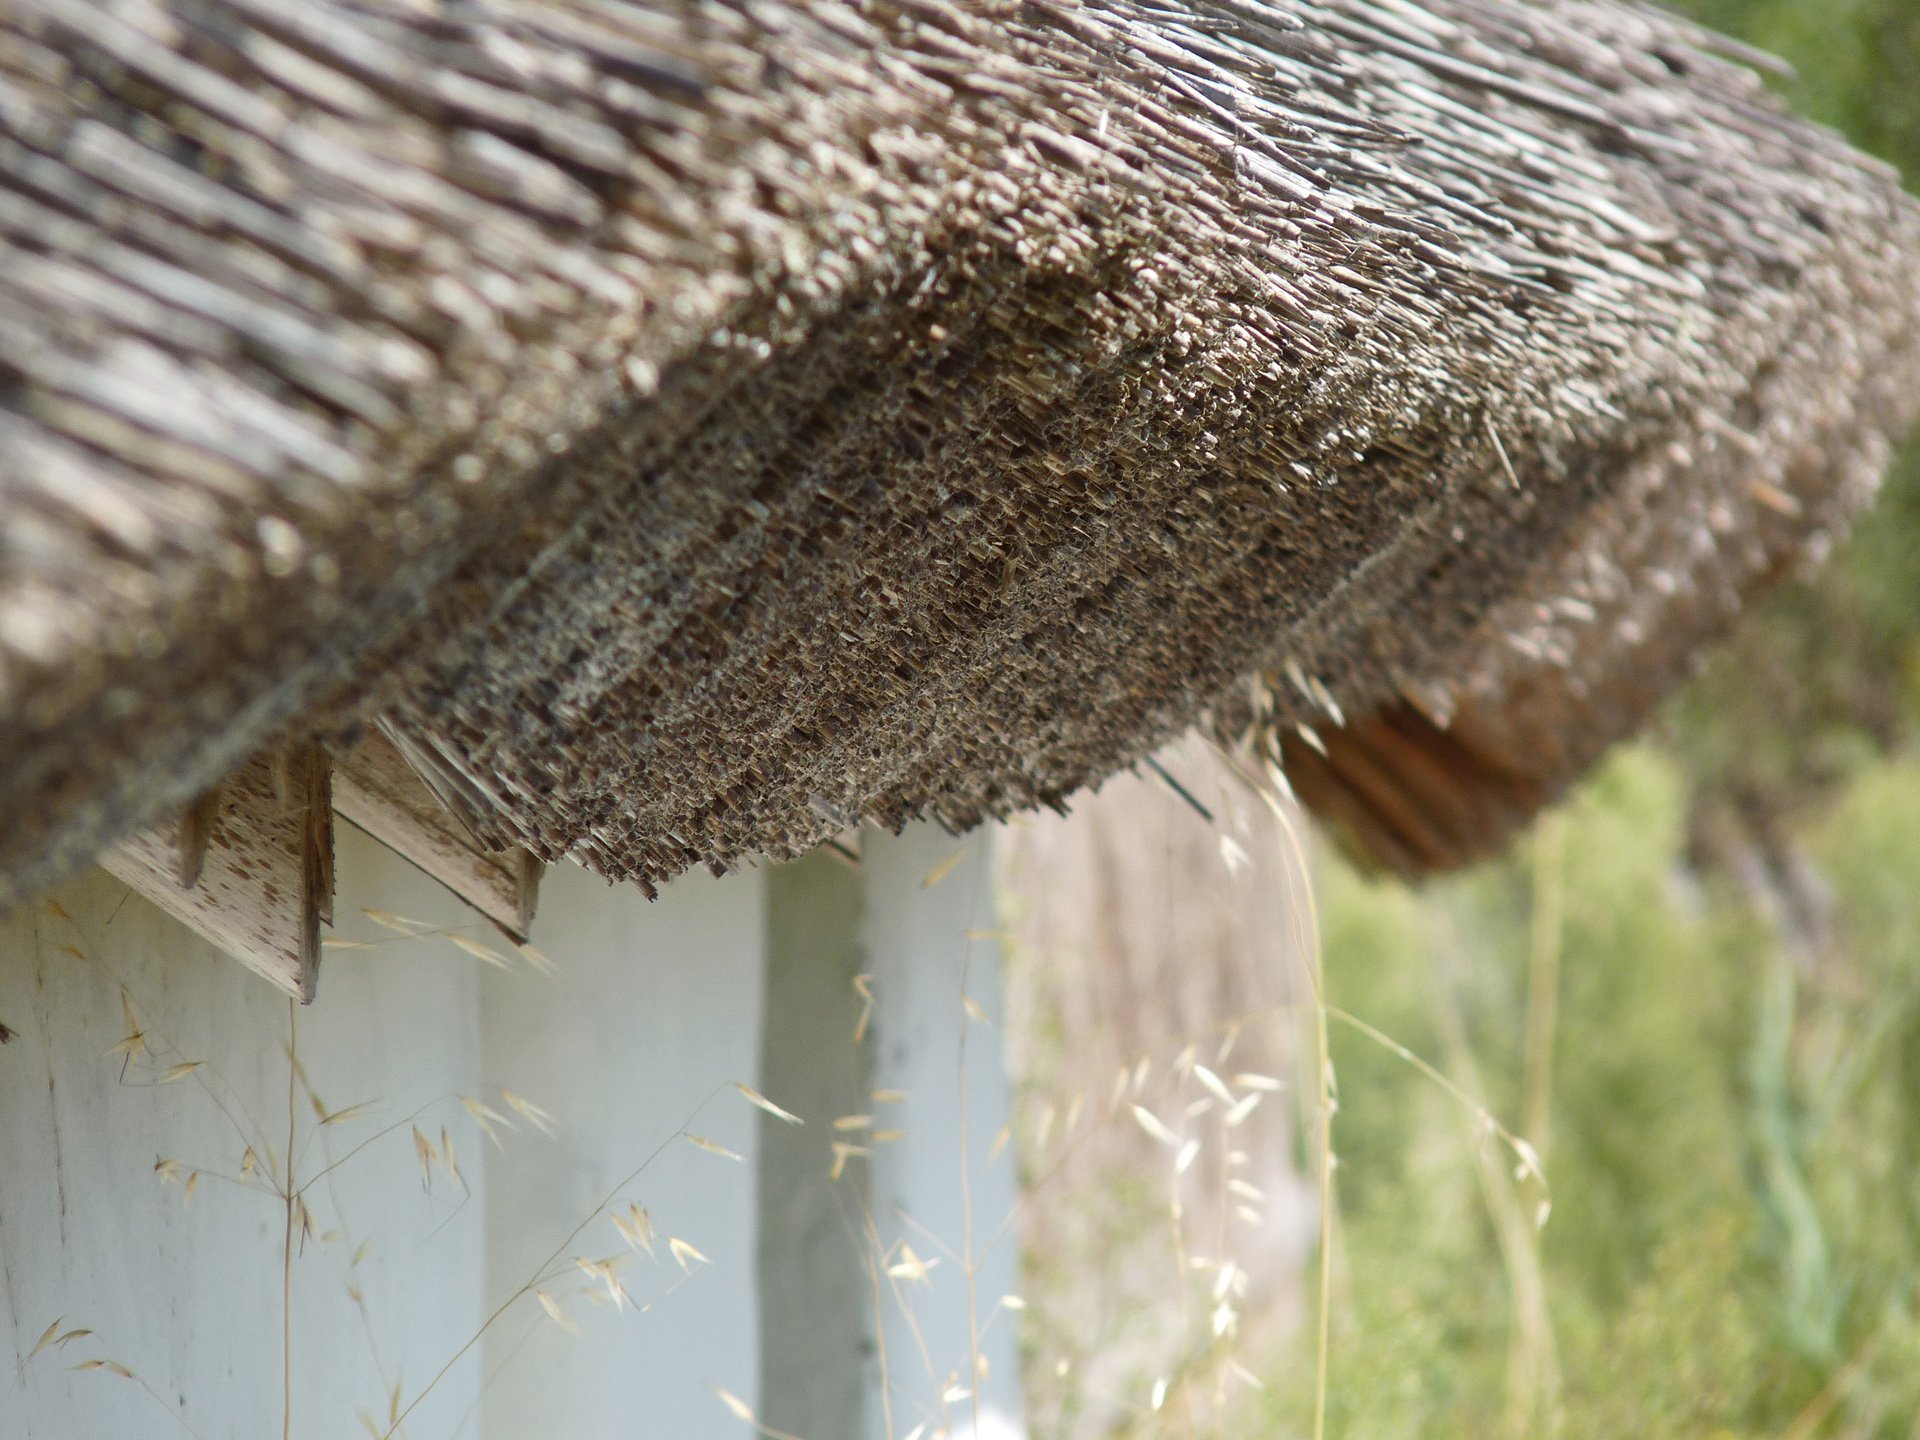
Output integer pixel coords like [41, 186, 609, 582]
[1001, 738, 1315, 1438]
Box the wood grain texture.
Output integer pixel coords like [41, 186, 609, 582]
[333, 728, 540, 940]
[102, 747, 331, 1001]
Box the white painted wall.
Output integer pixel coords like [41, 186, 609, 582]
[752, 828, 1028, 1440]
[0, 827, 491, 1440]
[1, 822, 1020, 1440]
[477, 859, 766, 1440]
[861, 826, 1025, 1440]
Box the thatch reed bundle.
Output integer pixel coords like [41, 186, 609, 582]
[3, 0, 1917, 908]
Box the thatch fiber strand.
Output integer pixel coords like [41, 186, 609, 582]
[1, 0, 1916, 901]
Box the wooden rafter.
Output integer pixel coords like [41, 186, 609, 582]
[332, 728, 542, 941]
[103, 747, 332, 1002]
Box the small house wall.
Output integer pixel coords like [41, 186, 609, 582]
[475, 851, 768, 1439]
[1, 823, 1022, 1439]
[861, 824, 1025, 1440]
[0, 832, 493, 1439]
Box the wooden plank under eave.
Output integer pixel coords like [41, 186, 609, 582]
[331, 728, 541, 941]
[103, 747, 332, 1002]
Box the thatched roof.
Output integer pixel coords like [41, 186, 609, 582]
[4, 0, 1918, 930]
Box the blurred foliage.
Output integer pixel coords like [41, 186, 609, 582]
[1661, 0, 1920, 835]
[1679, 0, 1920, 179]
[1253, 9, 1920, 1426]
[1260, 748, 1920, 1436]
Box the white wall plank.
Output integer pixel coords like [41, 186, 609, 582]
[0, 827, 490, 1440]
[478, 860, 767, 1440]
[3, 822, 1017, 1440]
[859, 825, 1025, 1440]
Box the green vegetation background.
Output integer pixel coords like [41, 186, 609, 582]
[1267, 6, 1920, 1434]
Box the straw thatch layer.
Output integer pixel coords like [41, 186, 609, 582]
[2, 0, 1917, 901]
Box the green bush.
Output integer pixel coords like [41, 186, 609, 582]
[1260, 748, 1920, 1436]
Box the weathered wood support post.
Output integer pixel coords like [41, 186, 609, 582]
[756, 823, 1027, 1440]
[858, 824, 1025, 1440]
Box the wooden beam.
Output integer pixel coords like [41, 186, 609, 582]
[103, 747, 332, 1002]
[332, 728, 541, 941]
